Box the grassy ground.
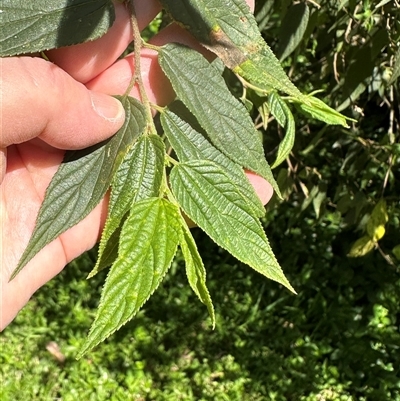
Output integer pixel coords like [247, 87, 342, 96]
[1, 210, 399, 400]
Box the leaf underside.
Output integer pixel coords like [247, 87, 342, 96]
[12, 96, 146, 279]
[0, 0, 115, 56]
[159, 0, 304, 100]
[159, 0, 352, 126]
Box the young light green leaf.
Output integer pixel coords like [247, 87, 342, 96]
[296, 95, 352, 127]
[268, 92, 296, 168]
[276, 3, 310, 61]
[348, 236, 375, 257]
[179, 220, 216, 328]
[12, 96, 146, 279]
[170, 160, 295, 292]
[159, 0, 305, 101]
[158, 43, 281, 197]
[366, 199, 388, 241]
[161, 107, 265, 217]
[78, 198, 182, 357]
[0, 0, 115, 56]
[91, 134, 165, 276]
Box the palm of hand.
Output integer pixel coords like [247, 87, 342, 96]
[1, 141, 107, 321]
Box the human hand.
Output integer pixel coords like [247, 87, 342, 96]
[0, 0, 272, 330]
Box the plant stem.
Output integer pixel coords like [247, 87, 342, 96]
[124, 0, 156, 133]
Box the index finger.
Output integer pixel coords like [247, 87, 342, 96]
[46, 0, 161, 83]
[46, 0, 255, 84]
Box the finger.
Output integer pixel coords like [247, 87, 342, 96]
[85, 24, 205, 106]
[1, 57, 125, 150]
[84, 0, 256, 102]
[47, 0, 254, 84]
[46, 0, 162, 83]
[0, 143, 108, 330]
[0, 197, 107, 331]
[245, 170, 274, 205]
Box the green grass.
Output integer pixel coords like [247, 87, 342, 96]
[1, 212, 399, 400]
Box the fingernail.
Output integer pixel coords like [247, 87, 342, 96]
[91, 92, 124, 122]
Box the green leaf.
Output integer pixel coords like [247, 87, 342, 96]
[296, 95, 352, 127]
[0, 0, 115, 56]
[348, 236, 375, 257]
[161, 107, 265, 217]
[170, 160, 295, 292]
[78, 198, 181, 357]
[12, 96, 146, 279]
[392, 245, 400, 261]
[276, 3, 310, 61]
[91, 134, 165, 276]
[268, 92, 296, 168]
[159, 0, 305, 100]
[159, 0, 354, 126]
[158, 43, 281, 197]
[366, 199, 388, 241]
[179, 220, 215, 328]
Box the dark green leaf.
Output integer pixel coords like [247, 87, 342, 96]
[170, 160, 295, 292]
[0, 0, 115, 56]
[91, 134, 165, 276]
[12, 96, 146, 279]
[276, 3, 310, 61]
[78, 198, 181, 357]
[161, 107, 265, 217]
[158, 43, 281, 197]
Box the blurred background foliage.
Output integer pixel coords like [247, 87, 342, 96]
[1, 0, 399, 400]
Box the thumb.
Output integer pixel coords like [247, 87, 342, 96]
[1, 57, 125, 150]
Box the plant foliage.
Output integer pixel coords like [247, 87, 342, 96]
[2, 0, 356, 355]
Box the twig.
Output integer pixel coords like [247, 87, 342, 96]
[124, 0, 155, 130]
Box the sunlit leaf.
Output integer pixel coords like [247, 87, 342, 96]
[366, 199, 388, 241]
[0, 0, 115, 56]
[179, 220, 215, 327]
[296, 95, 351, 127]
[13, 96, 146, 279]
[348, 236, 375, 257]
[159, 0, 304, 100]
[91, 134, 165, 276]
[78, 198, 181, 357]
[159, 43, 281, 197]
[170, 160, 295, 292]
[161, 107, 265, 217]
[268, 92, 296, 168]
